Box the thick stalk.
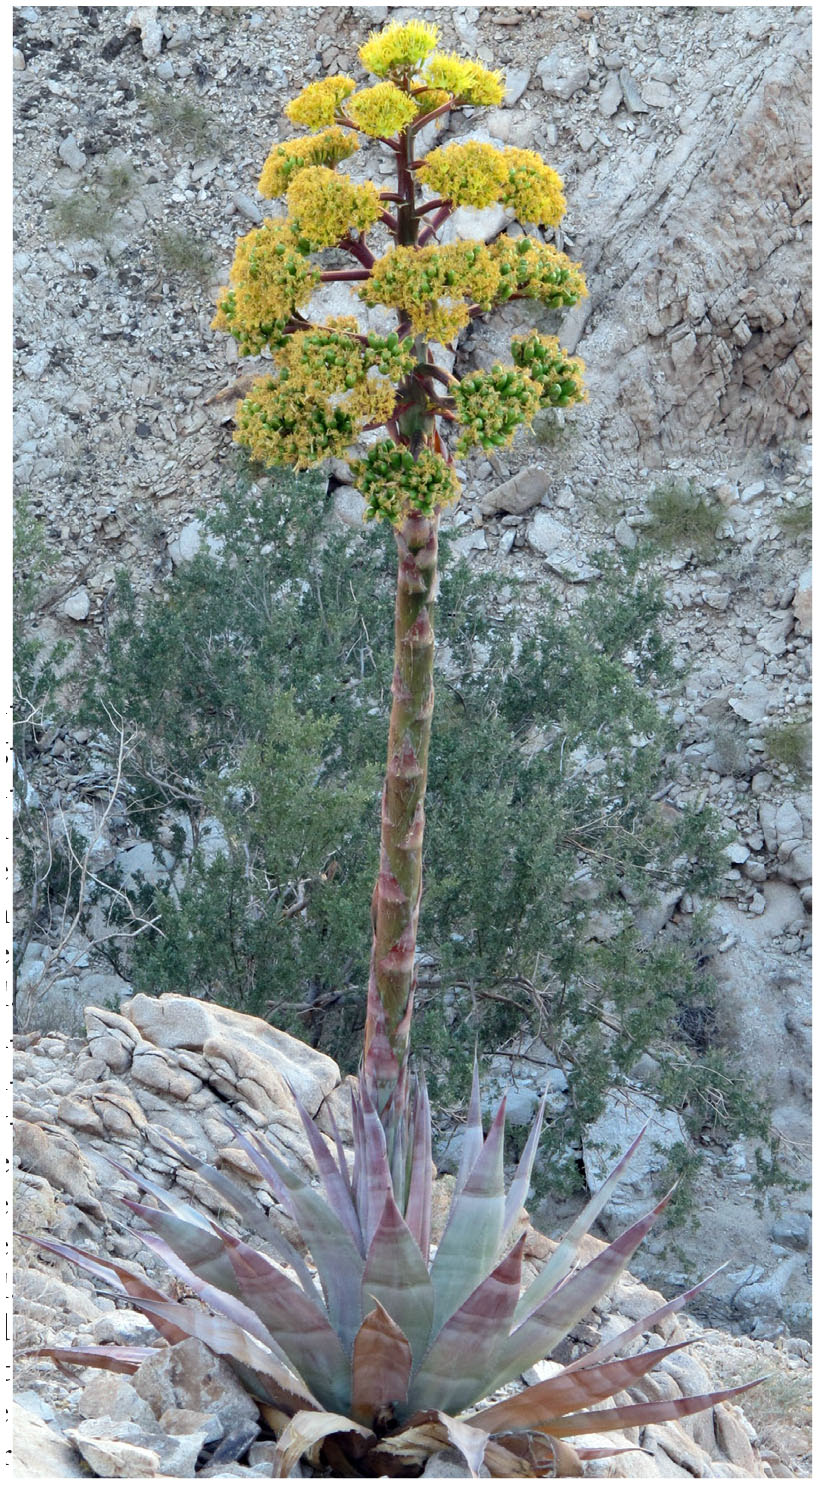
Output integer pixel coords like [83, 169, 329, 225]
[363, 512, 438, 1099]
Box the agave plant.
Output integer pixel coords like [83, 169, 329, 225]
[26, 1062, 759, 1478]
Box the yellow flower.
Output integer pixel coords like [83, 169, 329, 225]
[284, 76, 356, 130]
[359, 241, 501, 342]
[235, 375, 359, 469]
[416, 140, 508, 209]
[414, 88, 450, 115]
[359, 20, 439, 78]
[258, 127, 359, 199]
[211, 220, 321, 355]
[454, 363, 541, 450]
[490, 235, 587, 308]
[345, 81, 419, 138]
[422, 52, 505, 107]
[501, 148, 566, 226]
[286, 167, 382, 249]
[353, 441, 460, 525]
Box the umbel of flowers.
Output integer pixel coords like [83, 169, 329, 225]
[212, 18, 586, 1113]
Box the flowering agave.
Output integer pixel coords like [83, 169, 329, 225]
[27, 1062, 760, 1478]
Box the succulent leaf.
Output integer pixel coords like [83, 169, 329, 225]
[430, 1096, 507, 1335]
[403, 1074, 433, 1263]
[27, 1344, 159, 1375]
[18, 1233, 190, 1345]
[561, 1264, 729, 1375]
[360, 1189, 434, 1371]
[292, 1091, 364, 1254]
[272, 1409, 373, 1478]
[501, 1087, 548, 1243]
[351, 1299, 412, 1425]
[529, 1376, 767, 1438]
[453, 1054, 485, 1198]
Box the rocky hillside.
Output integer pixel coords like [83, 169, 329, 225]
[14, 0, 811, 1434]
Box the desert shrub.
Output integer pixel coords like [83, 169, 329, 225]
[762, 718, 811, 780]
[644, 477, 725, 558]
[78, 462, 773, 1187]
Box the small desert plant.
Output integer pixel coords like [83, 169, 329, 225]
[49, 158, 138, 242]
[644, 478, 724, 558]
[762, 718, 811, 780]
[157, 226, 216, 284]
[140, 88, 214, 153]
[777, 497, 811, 537]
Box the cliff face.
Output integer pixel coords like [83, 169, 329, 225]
[13, 997, 810, 1478]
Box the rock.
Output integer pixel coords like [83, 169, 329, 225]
[527, 511, 600, 581]
[642, 79, 676, 109]
[230, 190, 262, 224]
[479, 466, 549, 516]
[423, 1449, 490, 1477]
[78, 1373, 158, 1428]
[599, 73, 623, 117]
[451, 528, 487, 558]
[115, 840, 170, 889]
[58, 134, 86, 171]
[121, 993, 339, 1112]
[15, 1118, 101, 1210]
[439, 202, 513, 244]
[63, 587, 90, 621]
[92, 1308, 161, 1346]
[614, 517, 637, 549]
[582, 1090, 688, 1234]
[132, 1337, 261, 1435]
[619, 68, 649, 114]
[792, 565, 811, 634]
[13, 1403, 86, 1477]
[503, 67, 531, 106]
[537, 52, 590, 100]
[332, 484, 366, 527]
[727, 682, 773, 724]
[168, 518, 203, 565]
[127, 4, 165, 59]
[13, 47, 26, 70]
[770, 1211, 810, 1251]
[66, 1420, 163, 1477]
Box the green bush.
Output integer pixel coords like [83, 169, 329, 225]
[80, 463, 772, 1189]
[644, 478, 725, 558]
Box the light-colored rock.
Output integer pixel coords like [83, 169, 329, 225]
[63, 587, 90, 620]
[792, 565, 811, 634]
[78, 1373, 158, 1428]
[127, 5, 165, 59]
[132, 1337, 260, 1434]
[537, 52, 590, 100]
[115, 840, 171, 889]
[438, 202, 513, 244]
[332, 483, 366, 527]
[599, 72, 623, 117]
[479, 466, 549, 516]
[503, 67, 531, 106]
[15, 1117, 101, 1209]
[13, 1403, 86, 1478]
[57, 134, 86, 171]
[527, 511, 600, 581]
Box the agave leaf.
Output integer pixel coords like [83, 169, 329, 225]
[356, 1079, 393, 1247]
[17, 1233, 189, 1345]
[561, 1265, 728, 1375]
[487, 1431, 584, 1477]
[233, 1126, 364, 1351]
[434, 1412, 490, 1479]
[412, 1234, 526, 1416]
[361, 1189, 434, 1369]
[104, 1155, 215, 1229]
[322, 1098, 354, 1200]
[529, 1375, 767, 1438]
[121, 1198, 242, 1297]
[489, 1194, 672, 1391]
[351, 1298, 412, 1425]
[219, 1227, 353, 1412]
[271, 1409, 373, 1480]
[292, 1092, 363, 1255]
[404, 1074, 432, 1263]
[472, 1341, 693, 1435]
[371, 1411, 488, 1479]
[430, 1097, 507, 1337]
[24, 1344, 159, 1375]
[501, 1089, 547, 1244]
[147, 1130, 321, 1299]
[513, 1124, 649, 1324]
[453, 1055, 484, 1198]
[129, 1294, 320, 1413]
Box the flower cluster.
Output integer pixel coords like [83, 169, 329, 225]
[359, 19, 439, 78]
[454, 364, 541, 451]
[422, 52, 505, 107]
[353, 441, 461, 524]
[490, 235, 587, 308]
[511, 331, 586, 407]
[416, 140, 508, 209]
[286, 166, 382, 249]
[345, 81, 419, 137]
[360, 242, 501, 341]
[258, 127, 358, 198]
[211, 220, 320, 355]
[501, 148, 566, 226]
[284, 75, 356, 130]
[235, 376, 358, 468]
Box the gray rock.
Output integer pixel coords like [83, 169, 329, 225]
[58, 134, 87, 171]
[115, 839, 170, 889]
[641, 78, 676, 108]
[537, 53, 590, 101]
[439, 202, 513, 244]
[451, 528, 487, 558]
[13, 1403, 86, 1477]
[527, 511, 600, 581]
[599, 72, 623, 117]
[13, 47, 26, 70]
[230, 191, 262, 224]
[332, 484, 367, 528]
[582, 1090, 687, 1234]
[792, 565, 812, 634]
[128, 5, 165, 60]
[78, 1373, 158, 1428]
[479, 466, 549, 516]
[727, 681, 773, 724]
[503, 68, 531, 106]
[614, 517, 637, 549]
[771, 1211, 810, 1251]
[132, 1337, 260, 1435]
[92, 1308, 161, 1346]
[63, 587, 90, 621]
[619, 68, 649, 113]
[66, 1421, 161, 1478]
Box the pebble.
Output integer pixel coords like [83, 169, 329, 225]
[57, 134, 86, 171]
[63, 588, 90, 622]
[13, 47, 26, 70]
[230, 191, 262, 224]
[619, 69, 648, 113]
[503, 68, 531, 107]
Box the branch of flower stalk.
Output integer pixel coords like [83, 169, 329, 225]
[415, 198, 449, 217]
[339, 235, 376, 269]
[408, 98, 454, 132]
[380, 211, 400, 233]
[416, 363, 456, 389]
[417, 204, 454, 247]
[319, 269, 373, 283]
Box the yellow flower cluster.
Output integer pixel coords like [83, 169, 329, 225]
[345, 81, 419, 137]
[285, 166, 382, 249]
[511, 332, 586, 407]
[416, 142, 565, 226]
[359, 241, 501, 341]
[416, 140, 508, 209]
[359, 20, 439, 78]
[422, 52, 505, 107]
[284, 76, 356, 130]
[501, 148, 566, 226]
[258, 127, 358, 199]
[353, 441, 461, 525]
[211, 220, 320, 355]
[490, 235, 587, 308]
[274, 325, 413, 396]
[454, 363, 541, 451]
[235, 376, 359, 469]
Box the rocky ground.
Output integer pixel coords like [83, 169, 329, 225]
[14, 1, 811, 1465]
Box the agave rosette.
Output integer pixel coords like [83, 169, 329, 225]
[24, 1058, 760, 1479]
